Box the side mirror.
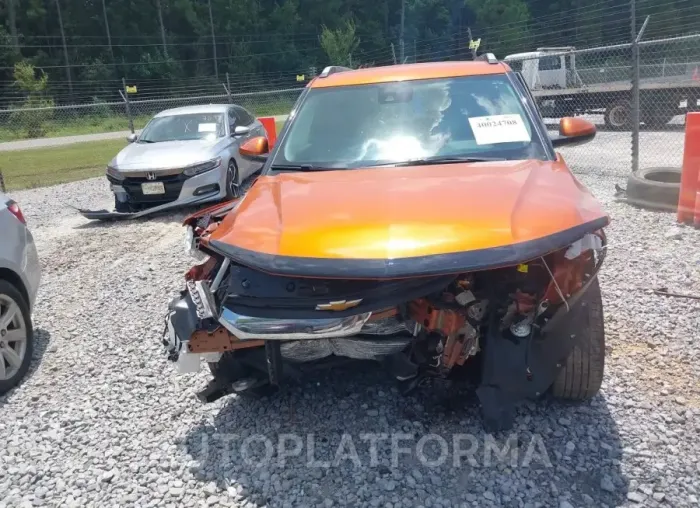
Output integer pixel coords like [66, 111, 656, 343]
[550, 117, 596, 148]
[233, 125, 251, 136]
[126, 133, 138, 143]
[239, 136, 270, 162]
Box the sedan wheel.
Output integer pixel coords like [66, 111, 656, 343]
[0, 284, 32, 392]
[226, 161, 241, 199]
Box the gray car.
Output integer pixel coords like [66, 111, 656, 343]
[0, 193, 40, 393]
[106, 104, 266, 213]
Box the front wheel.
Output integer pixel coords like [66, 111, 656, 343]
[0, 280, 34, 394]
[551, 277, 605, 400]
[225, 160, 241, 199]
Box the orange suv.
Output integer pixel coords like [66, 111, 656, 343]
[164, 56, 608, 430]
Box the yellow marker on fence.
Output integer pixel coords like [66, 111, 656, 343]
[296, 75, 305, 82]
[469, 38, 481, 51]
[125, 85, 138, 94]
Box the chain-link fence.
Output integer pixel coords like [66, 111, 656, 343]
[1, 33, 699, 193]
[505, 33, 700, 179]
[0, 85, 303, 142]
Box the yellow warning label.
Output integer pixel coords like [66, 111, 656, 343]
[516, 264, 528, 273]
[296, 75, 305, 82]
[125, 85, 137, 94]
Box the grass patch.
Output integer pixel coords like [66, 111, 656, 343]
[0, 115, 152, 142]
[0, 138, 126, 191]
[1, 118, 288, 191]
[0, 98, 294, 142]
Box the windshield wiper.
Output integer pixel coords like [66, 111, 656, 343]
[138, 139, 157, 144]
[270, 164, 336, 172]
[390, 155, 507, 167]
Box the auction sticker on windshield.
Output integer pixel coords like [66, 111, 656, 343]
[468, 114, 531, 145]
[198, 123, 217, 132]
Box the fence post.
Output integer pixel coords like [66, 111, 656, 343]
[631, 8, 649, 174]
[120, 77, 135, 134]
[224, 73, 233, 103]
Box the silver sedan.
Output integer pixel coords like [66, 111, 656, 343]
[0, 193, 40, 393]
[106, 104, 266, 213]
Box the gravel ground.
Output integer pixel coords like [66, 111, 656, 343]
[1, 144, 699, 508]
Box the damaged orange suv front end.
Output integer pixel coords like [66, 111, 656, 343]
[164, 57, 608, 430]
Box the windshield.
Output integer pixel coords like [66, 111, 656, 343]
[272, 74, 547, 169]
[139, 113, 226, 143]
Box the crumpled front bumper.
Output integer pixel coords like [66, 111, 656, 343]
[163, 280, 377, 374]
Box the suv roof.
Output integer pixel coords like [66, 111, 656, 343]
[309, 61, 511, 89]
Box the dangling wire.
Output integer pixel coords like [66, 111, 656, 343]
[541, 257, 570, 313]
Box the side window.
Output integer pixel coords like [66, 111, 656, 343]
[228, 108, 238, 128]
[538, 56, 562, 71]
[234, 106, 254, 126]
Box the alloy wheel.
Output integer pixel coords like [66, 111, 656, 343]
[0, 294, 28, 381]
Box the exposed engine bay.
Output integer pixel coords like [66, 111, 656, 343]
[164, 202, 607, 430]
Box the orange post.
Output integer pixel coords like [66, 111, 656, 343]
[259, 116, 278, 148]
[678, 112, 700, 224]
[695, 171, 700, 227]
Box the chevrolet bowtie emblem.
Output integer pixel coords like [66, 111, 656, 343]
[315, 299, 363, 311]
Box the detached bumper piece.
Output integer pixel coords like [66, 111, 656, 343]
[72, 194, 217, 221]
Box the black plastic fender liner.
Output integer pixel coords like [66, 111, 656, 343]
[477, 271, 602, 431]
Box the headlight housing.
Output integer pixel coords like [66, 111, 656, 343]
[106, 165, 123, 180]
[184, 225, 209, 261]
[183, 157, 222, 177]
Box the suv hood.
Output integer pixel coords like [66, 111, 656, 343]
[206, 159, 608, 278]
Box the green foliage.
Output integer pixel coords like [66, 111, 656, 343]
[466, 0, 531, 58]
[0, 0, 694, 107]
[9, 62, 55, 138]
[319, 20, 360, 67]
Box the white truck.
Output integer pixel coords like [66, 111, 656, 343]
[505, 47, 700, 129]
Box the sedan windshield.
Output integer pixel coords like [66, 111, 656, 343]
[139, 113, 226, 143]
[273, 74, 548, 169]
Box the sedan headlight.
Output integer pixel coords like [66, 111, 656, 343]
[106, 165, 123, 180]
[183, 157, 222, 177]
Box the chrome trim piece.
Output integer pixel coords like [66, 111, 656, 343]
[219, 308, 371, 340]
[119, 166, 185, 178]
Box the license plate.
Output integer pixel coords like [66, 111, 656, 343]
[141, 182, 165, 195]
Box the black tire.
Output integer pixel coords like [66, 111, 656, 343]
[604, 100, 632, 130]
[0, 280, 34, 394]
[551, 277, 605, 401]
[225, 160, 241, 200]
[625, 167, 681, 211]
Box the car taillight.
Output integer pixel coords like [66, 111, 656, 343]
[6, 200, 26, 225]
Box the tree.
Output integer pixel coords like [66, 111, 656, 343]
[7, 0, 19, 54]
[9, 62, 55, 138]
[320, 20, 360, 67]
[466, 0, 531, 57]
